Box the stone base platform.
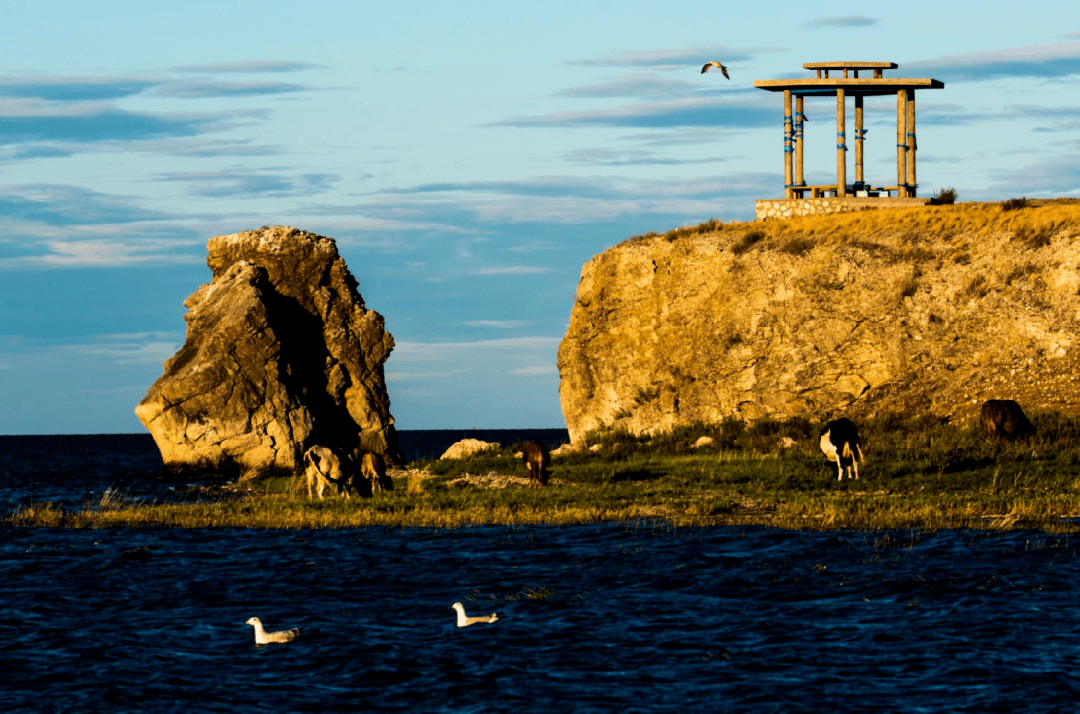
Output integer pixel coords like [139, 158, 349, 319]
[756, 196, 932, 221]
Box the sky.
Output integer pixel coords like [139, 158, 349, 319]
[1, 1, 1079, 434]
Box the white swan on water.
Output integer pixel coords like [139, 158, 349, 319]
[246, 617, 302, 644]
[452, 602, 499, 627]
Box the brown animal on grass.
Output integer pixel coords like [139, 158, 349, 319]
[520, 441, 551, 487]
[359, 451, 393, 492]
[980, 399, 1035, 440]
[303, 445, 356, 500]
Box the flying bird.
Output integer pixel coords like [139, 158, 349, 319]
[701, 61, 729, 79]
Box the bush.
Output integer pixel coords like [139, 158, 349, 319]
[1002, 197, 1029, 211]
[933, 187, 957, 205]
[731, 230, 766, 255]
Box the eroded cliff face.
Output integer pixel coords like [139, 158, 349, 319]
[136, 226, 402, 476]
[558, 201, 1080, 444]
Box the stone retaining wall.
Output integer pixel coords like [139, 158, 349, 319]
[757, 197, 931, 221]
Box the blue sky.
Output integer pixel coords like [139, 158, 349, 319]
[1, 1, 1079, 433]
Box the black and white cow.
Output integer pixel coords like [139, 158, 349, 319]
[819, 418, 864, 480]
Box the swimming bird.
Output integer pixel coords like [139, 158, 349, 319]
[701, 61, 729, 79]
[452, 602, 499, 627]
[245, 616, 302, 645]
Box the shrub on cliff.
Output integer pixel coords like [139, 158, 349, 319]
[933, 187, 957, 205]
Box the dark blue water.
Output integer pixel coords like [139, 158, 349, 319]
[2, 435, 1080, 712]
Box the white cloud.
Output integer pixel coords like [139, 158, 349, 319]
[465, 320, 528, 328]
[512, 365, 558, 376]
[472, 266, 550, 276]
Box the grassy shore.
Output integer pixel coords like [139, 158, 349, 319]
[9, 410, 1080, 532]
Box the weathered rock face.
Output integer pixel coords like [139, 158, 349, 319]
[558, 201, 1080, 444]
[136, 226, 402, 476]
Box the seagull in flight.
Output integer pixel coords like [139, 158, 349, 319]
[701, 61, 729, 79]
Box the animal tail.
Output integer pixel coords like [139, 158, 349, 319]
[842, 442, 853, 460]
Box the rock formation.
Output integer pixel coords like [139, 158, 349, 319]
[136, 226, 402, 476]
[439, 439, 500, 460]
[558, 200, 1080, 444]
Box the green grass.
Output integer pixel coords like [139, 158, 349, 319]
[10, 412, 1080, 532]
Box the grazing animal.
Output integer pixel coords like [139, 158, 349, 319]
[303, 445, 356, 500]
[520, 441, 551, 487]
[452, 602, 499, 628]
[819, 418, 864, 480]
[701, 60, 730, 78]
[359, 451, 393, 492]
[245, 617, 302, 645]
[980, 399, 1035, 441]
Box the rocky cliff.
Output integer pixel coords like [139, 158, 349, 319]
[558, 200, 1080, 444]
[136, 226, 402, 476]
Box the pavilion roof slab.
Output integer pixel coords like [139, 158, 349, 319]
[802, 61, 898, 70]
[754, 78, 944, 97]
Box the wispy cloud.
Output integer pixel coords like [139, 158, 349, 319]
[978, 153, 1080, 198]
[556, 72, 703, 100]
[389, 337, 560, 377]
[801, 16, 879, 29]
[367, 172, 776, 225]
[0, 77, 157, 101]
[564, 148, 727, 167]
[490, 94, 773, 130]
[0, 106, 219, 144]
[472, 266, 550, 276]
[154, 169, 339, 197]
[465, 321, 529, 328]
[906, 40, 1080, 82]
[0, 183, 166, 226]
[154, 80, 307, 99]
[0, 68, 311, 156]
[170, 61, 321, 74]
[568, 46, 763, 70]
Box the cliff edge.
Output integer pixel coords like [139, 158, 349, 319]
[558, 200, 1080, 444]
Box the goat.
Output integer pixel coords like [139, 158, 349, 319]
[520, 441, 551, 487]
[819, 418, 864, 480]
[359, 451, 393, 492]
[302, 445, 356, 500]
[980, 399, 1035, 441]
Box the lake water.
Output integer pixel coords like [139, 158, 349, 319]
[2, 434, 1080, 712]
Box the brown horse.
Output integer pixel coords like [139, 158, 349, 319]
[520, 441, 551, 487]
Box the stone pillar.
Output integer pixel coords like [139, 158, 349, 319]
[854, 95, 864, 188]
[795, 95, 805, 189]
[896, 89, 907, 197]
[784, 90, 794, 198]
[906, 88, 917, 197]
[836, 88, 846, 197]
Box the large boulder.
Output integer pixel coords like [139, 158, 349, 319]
[136, 226, 402, 477]
[439, 439, 500, 460]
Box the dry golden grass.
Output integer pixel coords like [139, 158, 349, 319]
[662, 199, 1080, 259]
